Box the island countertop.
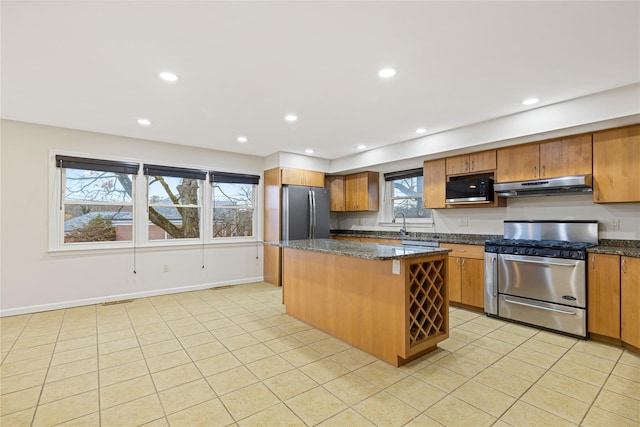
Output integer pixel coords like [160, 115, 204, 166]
[268, 238, 452, 260]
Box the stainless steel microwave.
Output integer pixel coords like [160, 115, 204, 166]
[445, 174, 494, 203]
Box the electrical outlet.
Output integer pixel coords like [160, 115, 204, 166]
[163, 265, 169, 273]
[392, 260, 400, 275]
[459, 218, 469, 227]
[610, 219, 620, 231]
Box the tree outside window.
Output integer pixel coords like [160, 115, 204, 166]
[212, 183, 254, 237]
[63, 168, 134, 243]
[148, 176, 201, 240]
[389, 175, 429, 219]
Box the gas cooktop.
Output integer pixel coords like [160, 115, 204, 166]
[484, 238, 594, 259]
[485, 238, 595, 250]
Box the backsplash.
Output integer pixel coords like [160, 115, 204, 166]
[334, 193, 640, 241]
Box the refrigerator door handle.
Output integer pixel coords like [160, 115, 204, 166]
[311, 190, 317, 238]
[308, 190, 313, 238]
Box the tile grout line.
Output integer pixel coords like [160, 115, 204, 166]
[28, 308, 67, 427]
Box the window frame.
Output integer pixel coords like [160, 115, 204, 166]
[51, 153, 141, 251]
[210, 171, 260, 241]
[211, 182, 257, 239]
[49, 151, 262, 252]
[383, 169, 433, 224]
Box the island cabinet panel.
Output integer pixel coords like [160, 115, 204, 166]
[423, 159, 446, 209]
[282, 248, 449, 366]
[588, 253, 621, 339]
[283, 248, 403, 365]
[593, 125, 640, 203]
[621, 256, 640, 349]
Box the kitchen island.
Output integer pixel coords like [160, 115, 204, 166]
[275, 239, 451, 366]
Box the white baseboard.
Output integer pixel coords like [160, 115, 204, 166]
[0, 276, 264, 317]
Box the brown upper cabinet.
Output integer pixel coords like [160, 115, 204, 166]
[496, 134, 592, 183]
[446, 150, 496, 176]
[280, 167, 325, 187]
[325, 175, 346, 212]
[593, 125, 640, 203]
[345, 172, 379, 211]
[423, 159, 446, 209]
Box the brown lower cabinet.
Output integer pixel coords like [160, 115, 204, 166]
[588, 254, 640, 350]
[441, 243, 485, 309]
[621, 256, 640, 349]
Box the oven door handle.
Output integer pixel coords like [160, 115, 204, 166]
[503, 297, 577, 315]
[504, 258, 577, 268]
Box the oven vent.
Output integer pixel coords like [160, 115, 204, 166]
[495, 175, 592, 198]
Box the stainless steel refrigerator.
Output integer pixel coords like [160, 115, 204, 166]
[282, 185, 330, 240]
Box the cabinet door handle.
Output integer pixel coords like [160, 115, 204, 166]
[533, 166, 537, 177]
[465, 161, 469, 172]
[471, 160, 474, 170]
[541, 165, 545, 177]
[591, 255, 595, 269]
[596, 187, 600, 201]
[622, 258, 626, 273]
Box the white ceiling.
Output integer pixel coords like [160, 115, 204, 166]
[2, 1, 639, 162]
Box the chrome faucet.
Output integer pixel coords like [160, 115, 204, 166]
[392, 212, 407, 237]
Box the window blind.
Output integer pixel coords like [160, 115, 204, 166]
[55, 155, 139, 175]
[143, 164, 207, 180]
[209, 171, 260, 185]
[383, 168, 423, 181]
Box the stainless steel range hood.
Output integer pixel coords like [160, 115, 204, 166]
[494, 175, 593, 198]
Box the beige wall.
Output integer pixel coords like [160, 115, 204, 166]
[1, 120, 265, 316]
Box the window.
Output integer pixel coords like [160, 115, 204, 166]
[384, 168, 430, 220]
[144, 164, 207, 241]
[56, 156, 138, 244]
[53, 155, 261, 250]
[210, 172, 260, 238]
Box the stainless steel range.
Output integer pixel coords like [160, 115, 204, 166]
[484, 220, 598, 338]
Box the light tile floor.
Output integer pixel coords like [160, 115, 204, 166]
[1, 282, 638, 427]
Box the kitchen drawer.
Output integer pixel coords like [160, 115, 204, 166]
[441, 243, 484, 259]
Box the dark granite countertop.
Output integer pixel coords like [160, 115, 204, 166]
[272, 238, 451, 260]
[587, 239, 640, 258]
[330, 230, 501, 246]
[330, 231, 640, 258]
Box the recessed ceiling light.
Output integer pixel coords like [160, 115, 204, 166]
[356, 144, 366, 150]
[415, 128, 427, 134]
[522, 97, 539, 106]
[237, 136, 248, 143]
[285, 114, 298, 122]
[305, 149, 314, 154]
[378, 68, 396, 78]
[159, 71, 179, 82]
[137, 118, 151, 126]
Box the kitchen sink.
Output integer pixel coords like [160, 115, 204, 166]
[378, 240, 440, 255]
[401, 240, 440, 248]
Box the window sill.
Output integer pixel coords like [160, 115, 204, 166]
[48, 238, 261, 256]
